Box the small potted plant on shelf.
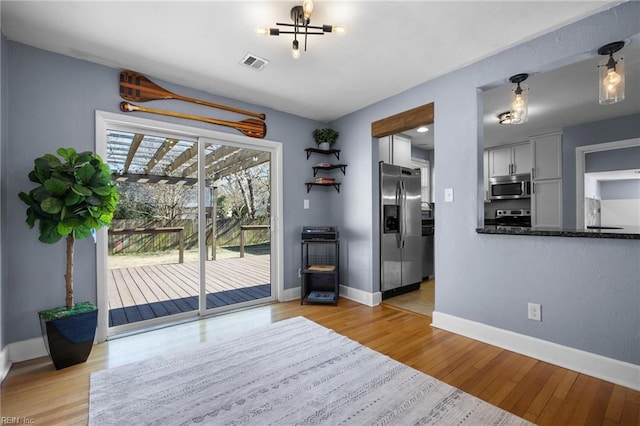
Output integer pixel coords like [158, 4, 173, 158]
[18, 147, 118, 369]
[313, 128, 339, 151]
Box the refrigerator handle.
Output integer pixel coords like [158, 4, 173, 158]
[395, 181, 402, 248]
[401, 180, 406, 248]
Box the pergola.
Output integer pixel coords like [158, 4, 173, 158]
[106, 129, 271, 260]
[106, 130, 270, 185]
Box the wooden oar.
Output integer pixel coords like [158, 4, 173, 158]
[120, 102, 267, 139]
[120, 70, 266, 120]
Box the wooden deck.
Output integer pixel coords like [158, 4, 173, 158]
[108, 255, 271, 327]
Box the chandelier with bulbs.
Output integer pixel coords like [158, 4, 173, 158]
[256, 0, 346, 59]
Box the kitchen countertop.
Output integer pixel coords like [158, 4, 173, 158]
[477, 225, 640, 240]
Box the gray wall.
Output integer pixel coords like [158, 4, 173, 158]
[600, 180, 640, 200]
[563, 114, 640, 228]
[4, 42, 329, 344]
[585, 146, 640, 173]
[330, 1, 639, 364]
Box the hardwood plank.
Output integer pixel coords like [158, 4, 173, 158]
[605, 385, 629, 423]
[2, 299, 639, 426]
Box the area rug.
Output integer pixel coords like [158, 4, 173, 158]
[89, 317, 533, 425]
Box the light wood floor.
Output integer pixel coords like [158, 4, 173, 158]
[382, 278, 435, 317]
[2, 299, 638, 425]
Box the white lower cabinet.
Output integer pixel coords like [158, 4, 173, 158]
[532, 179, 562, 228]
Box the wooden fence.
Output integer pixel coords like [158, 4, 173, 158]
[108, 217, 270, 255]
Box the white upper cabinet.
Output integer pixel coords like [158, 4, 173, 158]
[488, 142, 531, 177]
[379, 134, 412, 168]
[512, 143, 532, 175]
[531, 133, 562, 180]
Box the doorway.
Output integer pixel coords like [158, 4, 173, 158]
[95, 112, 283, 340]
[371, 103, 436, 318]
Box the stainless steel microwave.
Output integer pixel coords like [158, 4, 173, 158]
[489, 174, 531, 200]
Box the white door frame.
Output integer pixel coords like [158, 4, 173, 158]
[94, 111, 284, 342]
[575, 137, 640, 229]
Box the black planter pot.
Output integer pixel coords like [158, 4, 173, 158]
[39, 308, 98, 370]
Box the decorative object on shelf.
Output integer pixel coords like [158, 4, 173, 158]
[120, 102, 267, 139]
[508, 73, 529, 124]
[256, 0, 346, 59]
[120, 71, 266, 120]
[312, 163, 347, 177]
[313, 128, 339, 150]
[597, 41, 625, 105]
[18, 148, 118, 369]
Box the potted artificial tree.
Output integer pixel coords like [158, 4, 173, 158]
[312, 128, 339, 150]
[19, 147, 118, 369]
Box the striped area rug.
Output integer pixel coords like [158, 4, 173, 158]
[89, 316, 534, 425]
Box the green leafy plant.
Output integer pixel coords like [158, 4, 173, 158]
[312, 128, 339, 146]
[19, 148, 118, 310]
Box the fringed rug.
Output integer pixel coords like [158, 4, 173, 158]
[89, 317, 533, 425]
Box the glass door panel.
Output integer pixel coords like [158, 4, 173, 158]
[200, 140, 273, 312]
[105, 129, 199, 331]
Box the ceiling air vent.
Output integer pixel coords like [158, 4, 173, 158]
[240, 54, 270, 71]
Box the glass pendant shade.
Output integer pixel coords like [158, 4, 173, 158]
[509, 83, 528, 124]
[599, 55, 625, 104]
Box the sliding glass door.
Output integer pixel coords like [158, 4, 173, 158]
[96, 113, 280, 338]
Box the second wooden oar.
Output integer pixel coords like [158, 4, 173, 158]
[119, 102, 266, 139]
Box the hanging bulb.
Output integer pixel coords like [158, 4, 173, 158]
[598, 41, 625, 105]
[603, 67, 622, 91]
[302, 0, 314, 23]
[292, 40, 301, 59]
[509, 83, 528, 124]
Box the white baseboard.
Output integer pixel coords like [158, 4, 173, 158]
[8, 336, 48, 364]
[284, 285, 380, 307]
[0, 345, 10, 383]
[339, 285, 381, 307]
[432, 311, 640, 391]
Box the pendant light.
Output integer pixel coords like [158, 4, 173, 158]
[508, 74, 529, 125]
[597, 41, 625, 105]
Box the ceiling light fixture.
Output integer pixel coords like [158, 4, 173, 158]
[597, 41, 625, 105]
[416, 126, 429, 133]
[497, 111, 514, 125]
[508, 73, 529, 125]
[256, 0, 346, 59]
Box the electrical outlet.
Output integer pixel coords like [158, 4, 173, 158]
[528, 303, 542, 321]
[303, 199, 310, 209]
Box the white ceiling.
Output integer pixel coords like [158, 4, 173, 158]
[1, 1, 620, 124]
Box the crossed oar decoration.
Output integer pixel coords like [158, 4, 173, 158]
[119, 70, 267, 139]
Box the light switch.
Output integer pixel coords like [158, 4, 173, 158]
[444, 188, 454, 202]
[304, 199, 310, 209]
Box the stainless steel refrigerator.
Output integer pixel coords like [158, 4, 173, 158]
[380, 163, 422, 295]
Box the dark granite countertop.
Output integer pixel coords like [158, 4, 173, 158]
[477, 225, 640, 239]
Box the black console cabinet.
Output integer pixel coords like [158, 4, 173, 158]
[300, 237, 339, 306]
